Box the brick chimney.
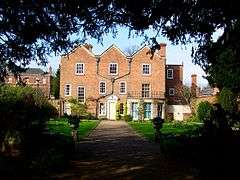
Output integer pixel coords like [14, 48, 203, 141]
[83, 43, 93, 52]
[159, 43, 166, 57]
[191, 74, 197, 97]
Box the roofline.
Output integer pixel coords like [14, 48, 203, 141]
[99, 44, 127, 57]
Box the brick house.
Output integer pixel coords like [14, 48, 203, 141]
[5, 68, 51, 98]
[60, 44, 187, 120]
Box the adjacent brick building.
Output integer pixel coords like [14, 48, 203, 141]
[5, 68, 51, 98]
[60, 44, 187, 120]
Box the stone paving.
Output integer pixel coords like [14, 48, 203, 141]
[52, 120, 199, 180]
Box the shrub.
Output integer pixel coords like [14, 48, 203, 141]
[218, 88, 237, 113]
[197, 101, 214, 122]
[68, 98, 88, 118]
[0, 85, 57, 155]
[124, 115, 133, 121]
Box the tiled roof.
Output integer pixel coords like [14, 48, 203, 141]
[22, 68, 45, 74]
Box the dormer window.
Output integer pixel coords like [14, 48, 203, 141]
[167, 69, 173, 79]
[75, 63, 85, 75]
[109, 63, 118, 75]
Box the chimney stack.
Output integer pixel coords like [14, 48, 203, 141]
[83, 43, 93, 52]
[191, 74, 197, 97]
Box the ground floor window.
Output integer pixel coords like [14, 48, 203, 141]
[157, 103, 162, 117]
[99, 102, 106, 115]
[119, 103, 124, 115]
[144, 102, 151, 119]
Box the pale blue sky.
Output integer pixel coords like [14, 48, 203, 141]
[31, 27, 223, 88]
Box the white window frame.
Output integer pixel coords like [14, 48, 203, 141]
[167, 69, 173, 79]
[77, 86, 85, 103]
[169, 88, 175, 96]
[119, 81, 127, 94]
[75, 63, 85, 75]
[64, 84, 71, 96]
[99, 102, 106, 116]
[142, 64, 151, 75]
[108, 63, 118, 75]
[142, 83, 151, 98]
[99, 81, 106, 94]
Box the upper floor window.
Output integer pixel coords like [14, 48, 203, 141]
[119, 81, 126, 94]
[64, 84, 71, 96]
[167, 69, 173, 79]
[142, 83, 150, 98]
[169, 88, 175, 96]
[42, 78, 46, 84]
[109, 63, 118, 75]
[99, 81, 106, 94]
[75, 63, 85, 75]
[142, 64, 151, 75]
[77, 86, 85, 103]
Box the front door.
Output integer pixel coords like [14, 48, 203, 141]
[132, 102, 138, 120]
[109, 102, 116, 120]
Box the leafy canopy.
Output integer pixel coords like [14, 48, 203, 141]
[1, 0, 240, 92]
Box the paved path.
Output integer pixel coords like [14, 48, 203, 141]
[52, 120, 199, 180]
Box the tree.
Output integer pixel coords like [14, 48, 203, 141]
[50, 68, 60, 99]
[178, 85, 196, 114]
[1, 0, 240, 95]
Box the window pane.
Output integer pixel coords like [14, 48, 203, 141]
[120, 82, 126, 94]
[109, 63, 117, 74]
[65, 84, 71, 96]
[143, 64, 150, 74]
[144, 103, 151, 119]
[76, 63, 84, 74]
[167, 69, 173, 79]
[142, 84, 150, 98]
[119, 103, 124, 114]
[78, 87, 85, 102]
[99, 103, 105, 115]
[99, 82, 106, 94]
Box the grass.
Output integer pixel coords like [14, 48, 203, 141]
[47, 118, 99, 140]
[129, 121, 202, 141]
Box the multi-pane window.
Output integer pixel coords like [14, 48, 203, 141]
[142, 64, 151, 75]
[75, 63, 84, 75]
[99, 81, 106, 94]
[144, 103, 152, 119]
[99, 103, 106, 115]
[119, 81, 126, 94]
[167, 69, 173, 79]
[119, 103, 124, 115]
[77, 86, 85, 103]
[64, 84, 71, 96]
[109, 63, 118, 75]
[169, 88, 175, 96]
[142, 84, 150, 98]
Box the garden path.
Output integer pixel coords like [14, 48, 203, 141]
[51, 120, 199, 180]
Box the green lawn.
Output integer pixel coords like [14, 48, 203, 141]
[129, 121, 202, 141]
[47, 118, 99, 140]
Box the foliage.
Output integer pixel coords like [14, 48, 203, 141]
[218, 87, 237, 113]
[68, 98, 88, 118]
[124, 115, 133, 122]
[197, 101, 214, 122]
[123, 101, 128, 117]
[0, 85, 57, 153]
[1, 0, 239, 95]
[115, 101, 121, 120]
[138, 99, 144, 121]
[50, 68, 60, 99]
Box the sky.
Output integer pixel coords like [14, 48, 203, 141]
[31, 27, 223, 88]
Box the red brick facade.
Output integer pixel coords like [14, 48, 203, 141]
[5, 68, 51, 98]
[60, 44, 183, 120]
